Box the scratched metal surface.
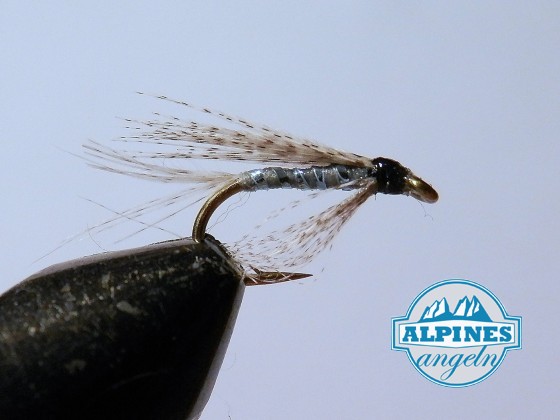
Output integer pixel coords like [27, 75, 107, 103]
[0, 237, 244, 419]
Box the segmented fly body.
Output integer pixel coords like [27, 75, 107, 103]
[84, 94, 438, 284]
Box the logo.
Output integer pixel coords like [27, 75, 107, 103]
[391, 279, 521, 387]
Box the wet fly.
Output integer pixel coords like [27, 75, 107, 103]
[84, 93, 438, 284]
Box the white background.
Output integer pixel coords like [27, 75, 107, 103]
[2, 2, 559, 418]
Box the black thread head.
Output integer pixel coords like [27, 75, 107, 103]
[371, 157, 409, 195]
[372, 157, 439, 203]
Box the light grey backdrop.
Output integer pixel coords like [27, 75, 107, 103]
[2, 2, 558, 418]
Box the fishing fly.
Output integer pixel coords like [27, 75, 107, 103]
[84, 94, 438, 284]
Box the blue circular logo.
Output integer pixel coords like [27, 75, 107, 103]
[392, 279, 522, 387]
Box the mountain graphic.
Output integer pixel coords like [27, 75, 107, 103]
[419, 296, 492, 322]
